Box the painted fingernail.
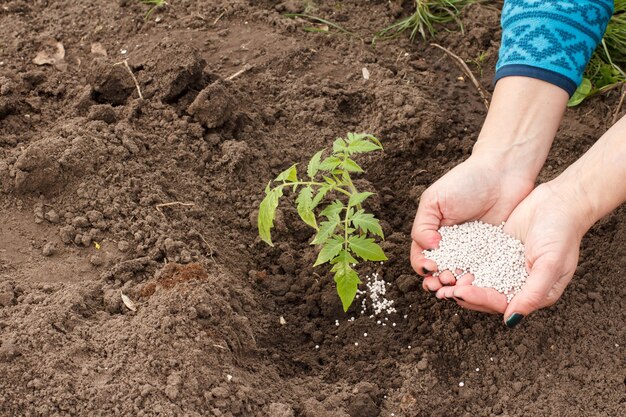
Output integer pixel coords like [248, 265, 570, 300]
[505, 313, 524, 329]
[422, 267, 431, 275]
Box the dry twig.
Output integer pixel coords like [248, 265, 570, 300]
[155, 202, 195, 214]
[114, 59, 143, 100]
[612, 83, 626, 125]
[431, 43, 490, 110]
[226, 64, 253, 81]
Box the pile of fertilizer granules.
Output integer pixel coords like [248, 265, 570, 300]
[422, 221, 528, 302]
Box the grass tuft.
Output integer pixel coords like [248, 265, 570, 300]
[569, 1, 626, 106]
[141, 0, 167, 20]
[373, 0, 478, 44]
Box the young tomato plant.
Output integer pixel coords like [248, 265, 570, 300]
[257, 133, 386, 311]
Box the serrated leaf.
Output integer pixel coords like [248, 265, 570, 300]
[296, 186, 317, 230]
[351, 210, 384, 238]
[331, 254, 360, 311]
[319, 156, 341, 171]
[348, 192, 374, 207]
[567, 77, 592, 107]
[307, 150, 324, 179]
[330, 249, 358, 271]
[311, 216, 340, 245]
[347, 139, 382, 154]
[314, 235, 344, 266]
[320, 200, 343, 219]
[311, 184, 330, 209]
[342, 158, 364, 173]
[258, 187, 283, 246]
[332, 137, 348, 153]
[348, 235, 387, 261]
[275, 164, 298, 182]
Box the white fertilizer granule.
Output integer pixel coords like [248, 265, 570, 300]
[422, 221, 528, 302]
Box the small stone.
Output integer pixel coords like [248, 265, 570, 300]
[42, 242, 56, 257]
[117, 240, 130, 252]
[59, 225, 76, 244]
[90, 254, 104, 266]
[45, 209, 60, 224]
[417, 358, 428, 370]
[72, 216, 89, 228]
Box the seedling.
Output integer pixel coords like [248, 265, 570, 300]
[141, 0, 167, 20]
[374, 0, 477, 44]
[257, 133, 386, 311]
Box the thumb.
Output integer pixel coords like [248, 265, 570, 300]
[411, 192, 442, 250]
[503, 261, 558, 329]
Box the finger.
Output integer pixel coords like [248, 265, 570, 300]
[452, 285, 508, 314]
[436, 286, 500, 313]
[436, 285, 456, 299]
[438, 270, 456, 286]
[410, 241, 438, 276]
[422, 276, 443, 292]
[411, 191, 442, 251]
[503, 261, 561, 328]
[455, 273, 474, 286]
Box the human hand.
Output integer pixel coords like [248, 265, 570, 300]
[410, 153, 535, 292]
[411, 77, 569, 293]
[434, 181, 593, 327]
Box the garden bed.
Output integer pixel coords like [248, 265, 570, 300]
[0, 1, 624, 416]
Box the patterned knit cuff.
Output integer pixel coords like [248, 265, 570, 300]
[494, 64, 578, 96]
[495, 0, 613, 96]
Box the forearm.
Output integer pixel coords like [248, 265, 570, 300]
[550, 116, 626, 229]
[471, 76, 568, 182]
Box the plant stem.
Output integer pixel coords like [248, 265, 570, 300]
[274, 181, 352, 197]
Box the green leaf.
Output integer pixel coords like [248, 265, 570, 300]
[275, 164, 298, 182]
[311, 184, 330, 209]
[257, 187, 284, 246]
[348, 192, 374, 207]
[307, 150, 324, 179]
[331, 249, 358, 268]
[351, 210, 384, 238]
[567, 78, 592, 107]
[332, 137, 348, 153]
[319, 156, 341, 171]
[319, 200, 343, 219]
[348, 235, 387, 261]
[296, 186, 317, 230]
[314, 236, 344, 266]
[342, 158, 364, 173]
[330, 250, 361, 311]
[311, 216, 340, 245]
[347, 139, 382, 154]
[347, 133, 382, 148]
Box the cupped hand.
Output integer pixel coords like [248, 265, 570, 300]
[410, 154, 535, 292]
[435, 182, 592, 327]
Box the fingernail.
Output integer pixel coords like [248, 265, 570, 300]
[505, 313, 524, 329]
[422, 267, 431, 275]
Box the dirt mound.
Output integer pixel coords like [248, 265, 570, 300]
[0, 1, 624, 416]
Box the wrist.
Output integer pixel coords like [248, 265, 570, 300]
[548, 116, 626, 230]
[469, 76, 568, 183]
[544, 174, 598, 235]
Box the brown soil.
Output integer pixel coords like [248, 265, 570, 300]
[1, 1, 624, 416]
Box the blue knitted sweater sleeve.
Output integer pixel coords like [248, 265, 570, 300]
[495, 0, 614, 96]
